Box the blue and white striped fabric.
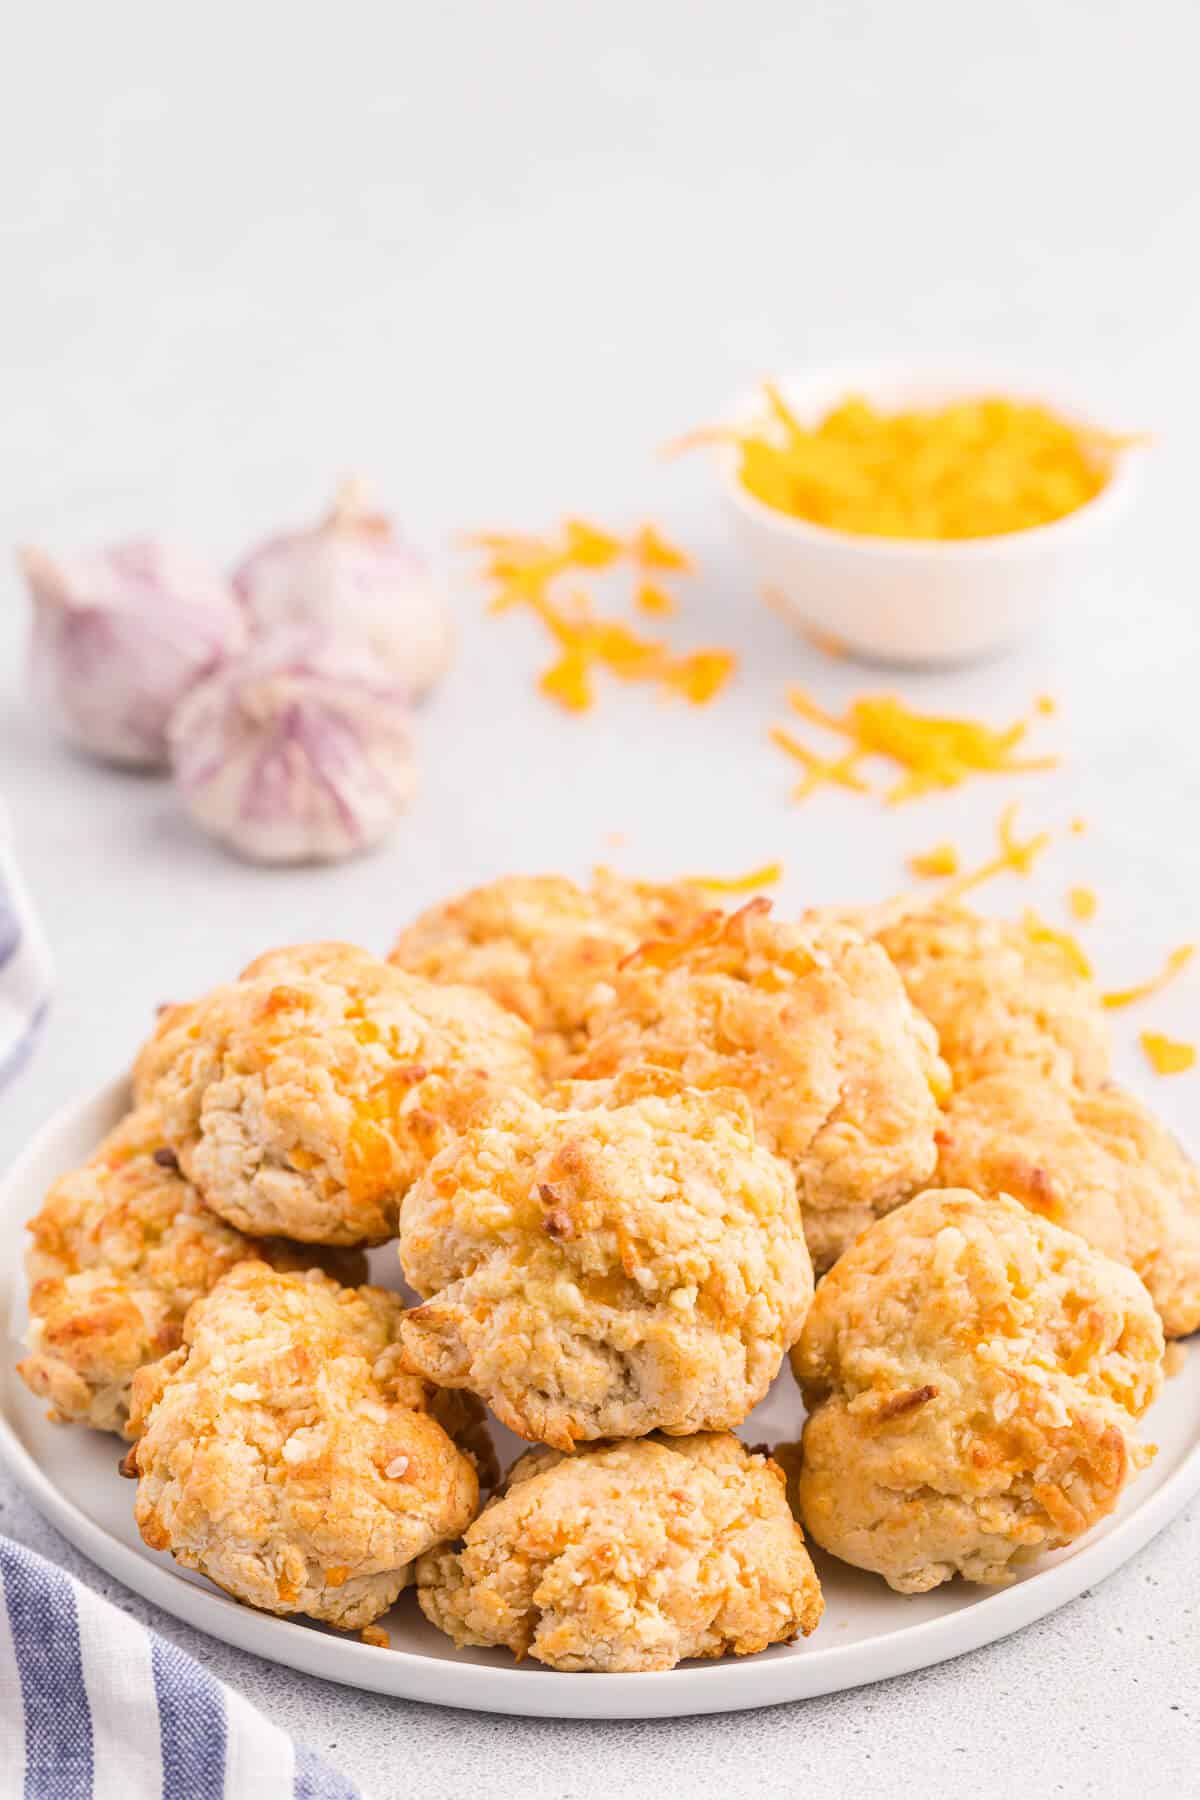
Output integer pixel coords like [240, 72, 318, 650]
[0, 1538, 363, 1800]
[0, 817, 52, 1093]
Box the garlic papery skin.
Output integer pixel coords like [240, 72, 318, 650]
[232, 480, 454, 700]
[167, 627, 417, 864]
[20, 541, 247, 770]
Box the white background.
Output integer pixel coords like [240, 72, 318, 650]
[2, 3, 1198, 1794]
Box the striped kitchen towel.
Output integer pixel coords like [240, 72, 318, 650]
[0, 1537, 363, 1800]
[0, 817, 52, 1093]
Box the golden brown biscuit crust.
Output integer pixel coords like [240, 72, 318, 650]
[133, 941, 540, 1244]
[573, 901, 949, 1270]
[389, 871, 717, 1074]
[128, 1262, 484, 1629]
[399, 1071, 813, 1448]
[417, 1433, 823, 1671]
[792, 1188, 1163, 1593]
[871, 901, 1111, 1089]
[935, 1072, 1200, 1338]
[17, 1105, 363, 1436]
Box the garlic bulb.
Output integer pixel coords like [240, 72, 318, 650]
[233, 480, 453, 699]
[168, 627, 417, 864]
[20, 541, 247, 770]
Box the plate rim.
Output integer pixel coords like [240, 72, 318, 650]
[3, 1076, 1199, 1721]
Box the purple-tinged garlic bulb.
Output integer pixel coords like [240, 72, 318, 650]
[233, 480, 453, 700]
[167, 627, 417, 864]
[19, 541, 247, 770]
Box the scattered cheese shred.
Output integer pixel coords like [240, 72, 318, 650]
[466, 517, 733, 713]
[662, 648, 737, 705]
[682, 387, 1137, 540]
[539, 643, 595, 712]
[1070, 817, 1088, 835]
[1102, 944, 1195, 1010]
[632, 524, 692, 572]
[636, 581, 676, 616]
[483, 551, 569, 612]
[1068, 885, 1098, 922]
[769, 726, 868, 801]
[1140, 1032, 1197, 1076]
[564, 518, 623, 568]
[461, 528, 546, 558]
[623, 897, 773, 972]
[774, 688, 1056, 805]
[939, 804, 1053, 901]
[1035, 694, 1058, 717]
[1021, 910, 1093, 979]
[908, 842, 960, 880]
[692, 861, 783, 893]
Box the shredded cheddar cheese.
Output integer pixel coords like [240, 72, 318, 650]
[631, 524, 692, 572]
[636, 581, 676, 616]
[908, 842, 960, 880]
[563, 518, 623, 568]
[539, 644, 594, 712]
[1102, 944, 1195, 1010]
[938, 804, 1053, 901]
[1021, 910, 1093, 979]
[1140, 1032, 1196, 1076]
[773, 688, 1056, 805]
[692, 862, 783, 893]
[465, 518, 733, 713]
[769, 725, 868, 802]
[661, 648, 738, 705]
[1067, 885, 1098, 922]
[679, 387, 1137, 540]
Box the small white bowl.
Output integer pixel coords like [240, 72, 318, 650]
[723, 361, 1144, 666]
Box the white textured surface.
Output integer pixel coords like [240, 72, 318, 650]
[1, 1, 1198, 1794]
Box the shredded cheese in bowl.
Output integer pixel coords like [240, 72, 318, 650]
[685, 385, 1139, 541]
[694, 366, 1146, 667]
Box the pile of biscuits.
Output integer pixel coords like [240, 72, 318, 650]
[17, 874, 1199, 1672]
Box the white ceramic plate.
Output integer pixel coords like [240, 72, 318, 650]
[2, 1078, 1198, 1720]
